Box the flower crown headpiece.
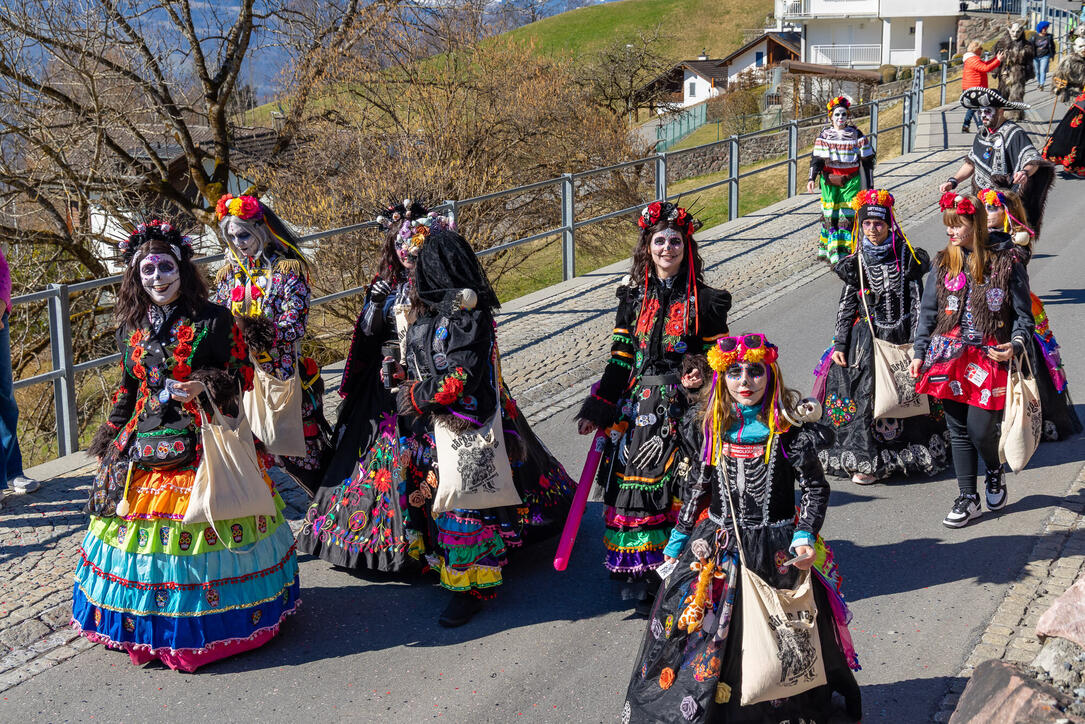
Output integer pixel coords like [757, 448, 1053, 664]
[939, 192, 976, 215]
[849, 189, 894, 213]
[119, 220, 192, 266]
[378, 199, 455, 254]
[706, 336, 779, 371]
[703, 334, 788, 464]
[979, 188, 1036, 239]
[215, 194, 264, 223]
[637, 201, 699, 235]
[827, 95, 852, 114]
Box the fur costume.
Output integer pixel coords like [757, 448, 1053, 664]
[995, 32, 1036, 120]
[1054, 52, 1085, 104]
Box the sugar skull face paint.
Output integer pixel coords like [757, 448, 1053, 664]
[986, 204, 1006, 229]
[831, 106, 849, 130]
[140, 254, 180, 305]
[862, 219, 890, 244]
[724, 362, 768, 406]
[979, 107, 999, 130]
[650, 229, 685, 278]
[223, 216, 266, 259]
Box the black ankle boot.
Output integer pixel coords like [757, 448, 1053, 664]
[438, 591, 483, 627]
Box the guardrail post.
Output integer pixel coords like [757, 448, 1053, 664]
[902, 94, 911, 155]
[655, 153, 667, 202]
[870, 99, 880, 154]
[728, 135, 739, 222]
[443, 198, 458, 227]
[560, 173, 575, 281]
[940, 61, 947, 107]
[48, 284, 78, 456]
[915, 66, 925, 117]
[786, 120, 798, 198]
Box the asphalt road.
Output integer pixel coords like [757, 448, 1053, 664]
[4, 175, 1084, 723]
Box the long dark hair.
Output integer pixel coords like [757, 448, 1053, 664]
[411, 228, 499, 315]
[630, 220, 704, 286]
[377, 227, 406, 281]
[116, 239, 208, 331]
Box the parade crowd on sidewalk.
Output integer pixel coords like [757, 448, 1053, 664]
[3, 25, 1085, 721]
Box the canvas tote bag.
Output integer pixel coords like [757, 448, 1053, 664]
[999, 351, 1043, 473]
[243, 352, 307, 457]
[184, 392, 277, 528]
[858, 253, 930, 419]
[721, 466, 827, 706]
[430, 348, 521, 514]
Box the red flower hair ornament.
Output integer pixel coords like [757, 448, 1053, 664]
[638, 201, 699, 235]
[939, 192, 976, 215]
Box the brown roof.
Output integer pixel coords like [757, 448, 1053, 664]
[681, 59, 729, 82]
[718, 32, 801, 65]
[778, 60, 883, 81]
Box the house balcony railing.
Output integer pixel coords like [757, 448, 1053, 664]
[778, 0, 878, 18]
[809, 44, 882, 67]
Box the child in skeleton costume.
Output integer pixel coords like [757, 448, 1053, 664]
[994, 22, 1035, 121]
[807, 96, 875, 265]
[980, 185, 1082, 441]
[296, 200, 433, 572]
[391, 227, 575, 628]
[76, 222, 299, 672]
[622, 334, 861, 724]
[1051, 37, 1085, 106]
[577, 203, 731, 615]
[1044, 87, 1085, 178]
[912, 194, 1034, 529]
[212, 195, 330, 493]
[814, 190, 949, 484]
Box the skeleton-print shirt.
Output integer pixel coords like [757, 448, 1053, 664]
[674, 424, 831, 537]
[832, 245, 930, 350]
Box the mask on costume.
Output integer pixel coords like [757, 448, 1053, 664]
[1074, 37, 1085, 55]
[140, 253, 181, 306]
[1009, 23, 1023, 41]
[831, 107, 849, 130]
[223, 216, 267, 259]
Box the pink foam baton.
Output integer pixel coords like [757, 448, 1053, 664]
[553, 425, 607, 571]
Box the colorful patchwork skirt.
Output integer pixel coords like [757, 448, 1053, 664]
[622, 513, 862, 723]
[71, 465, 300, 672]
[297, 392, 575, 594]
[817, 173, 861, 265]
[599, 379, 688, 577]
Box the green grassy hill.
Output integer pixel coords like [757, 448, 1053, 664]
[505, 0, 773, 60]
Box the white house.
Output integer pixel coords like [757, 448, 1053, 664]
[773, 0, 961, 69]
[719, 32, 801, 85]
[678, 54, 729, 107]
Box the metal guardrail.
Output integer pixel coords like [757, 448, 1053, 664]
[15, 61, 959, 458]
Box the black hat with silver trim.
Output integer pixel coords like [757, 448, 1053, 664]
[959, 87, 1030, 111]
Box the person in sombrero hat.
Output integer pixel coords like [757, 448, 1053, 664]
[939, 88, 1054, 233]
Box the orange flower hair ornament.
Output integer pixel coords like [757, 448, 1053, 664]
[848, 188, 920, 264]
[826, 95, 852, 114]
[703, 334, 788, 464]
[978, 188, 1036, 238]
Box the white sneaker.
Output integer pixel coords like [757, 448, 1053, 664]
[943, 494, 982, 528]
[11, 476, 40, 493]
[851, 473, 877, 485]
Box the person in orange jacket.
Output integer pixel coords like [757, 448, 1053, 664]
[962, 41, 1005, 133]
